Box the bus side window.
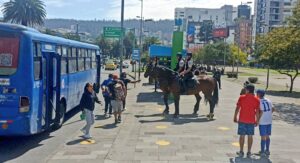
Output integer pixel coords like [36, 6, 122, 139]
[33, 42, 42, 80]
[61, 46, 68, 74]
[78, 48, 84, 71]
[69, 47, 77, 73]
[92, 50, 97, 69]
[85, 49, 91, 70]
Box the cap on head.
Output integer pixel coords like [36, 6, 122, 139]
[245, 84, 255, 93]
[187, 52, 192, 56]
[256, 89, 265, 97]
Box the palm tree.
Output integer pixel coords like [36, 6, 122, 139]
[1, 0, 46, 26]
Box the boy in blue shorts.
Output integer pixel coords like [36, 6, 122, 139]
[257, 89, 275, 156]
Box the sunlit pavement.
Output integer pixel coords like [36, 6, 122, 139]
[44, 73, 299, 163]
[1, 72, 300, 163]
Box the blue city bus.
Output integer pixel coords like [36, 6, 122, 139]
[0, 23, 101, 136]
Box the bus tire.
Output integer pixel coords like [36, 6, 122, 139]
[53, 102, 66, 129]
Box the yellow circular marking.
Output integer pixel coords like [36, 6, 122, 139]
[80, 139, 96, 145]
[218, 127, 230, 131]
[94, 125, 103, 128]
[156, 140, 170, 146]
[158, 108, 164, 112]
[232, 142, 247, 147]
[156, 125, 168, 129]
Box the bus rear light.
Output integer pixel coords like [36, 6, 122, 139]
[2, 123, 8, 129]
[7, 120, 13, 124]
[19, 96, 30, 113]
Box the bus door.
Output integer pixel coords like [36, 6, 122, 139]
[41, 50, 61, 129]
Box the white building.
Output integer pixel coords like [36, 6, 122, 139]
[283, 0, 299, 20]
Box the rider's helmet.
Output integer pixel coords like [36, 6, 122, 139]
[177, 52, 182, 58]
[187, 52, 192, 57]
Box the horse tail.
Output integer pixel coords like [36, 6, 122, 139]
[212, 78, 219, 105]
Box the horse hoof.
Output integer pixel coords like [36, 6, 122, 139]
[173, 114, 179, 119]
[192, 112, 198, 115]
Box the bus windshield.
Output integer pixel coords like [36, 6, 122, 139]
[0, 31, 20, 75]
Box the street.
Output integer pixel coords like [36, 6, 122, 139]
[0, 68, 299, 163]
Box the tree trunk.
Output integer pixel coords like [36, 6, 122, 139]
[289, 76, 294, 93]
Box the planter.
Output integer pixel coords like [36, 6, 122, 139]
[248, 77, 258, 83]
[227, 72, 238, 78]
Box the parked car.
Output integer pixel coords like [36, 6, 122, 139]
[105, 60, 117, 70]
[122, 61, 129, 68]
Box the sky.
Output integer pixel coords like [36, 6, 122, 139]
[0, 0, 254, 20]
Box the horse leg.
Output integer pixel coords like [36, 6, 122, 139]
[193, 94, 201, 115]
[208, 99, 216, 120]
[173, 95, 180, 118]
[163, 93, 169, 115]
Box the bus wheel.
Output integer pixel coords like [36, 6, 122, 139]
[53, 102, 66, 129]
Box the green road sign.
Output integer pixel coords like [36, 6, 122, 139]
[103, 27, 123, 38]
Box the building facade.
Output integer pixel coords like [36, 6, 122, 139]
[174, 5, 237, 49]
[238, 5, 251, 19]
[235, 19, 252, 52]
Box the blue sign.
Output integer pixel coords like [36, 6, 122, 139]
[132, 49, 140, 60]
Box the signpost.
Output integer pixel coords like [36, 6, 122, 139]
[103, 27, 123, 38]
[132, 49, 140, 88]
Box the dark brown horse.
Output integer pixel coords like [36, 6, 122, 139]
[144, 63, 219, 119]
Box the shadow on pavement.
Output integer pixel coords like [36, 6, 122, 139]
[136, 92, 174, 105]
[66, 138, 85, 145]
[229, 156, 272, 163]
[136, 114, 214, 125]
[0, 106, 83, 162]
[0, 132, 53, 163]
[267, 90, 300, 98]
[273, 103, 300, 126]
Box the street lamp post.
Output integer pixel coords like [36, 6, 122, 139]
[138, 0, 143, 80]
[120, 0, 125, 75]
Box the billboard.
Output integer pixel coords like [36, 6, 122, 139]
[213, 28, 229, 38]
[186, 20, 213, 44]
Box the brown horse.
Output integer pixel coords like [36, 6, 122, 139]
[144, 63, 219, 119]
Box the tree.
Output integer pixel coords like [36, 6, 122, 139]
[123, 31, 136, 59]
[2, 0, 46, 26]
[256, 2, 300, 92]
[142, 37, 160, 52]
[229, 44, 247, 72]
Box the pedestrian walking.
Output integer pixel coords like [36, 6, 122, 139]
[108, 74, 126, 124]
[120, 72, 140, 110]
[80, 83, 101, 139]
[101, 74, 113, 117]
[257, 89, 275, 157]
[233, 84, 260, 158]
[240, 81, 250, 95]
[213, 69, 222, 89]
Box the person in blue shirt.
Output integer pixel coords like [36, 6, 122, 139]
[101, 74, 113, 117]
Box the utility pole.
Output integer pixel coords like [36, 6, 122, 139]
[120, 0, 124, 75]
[138, 0, 143, 80]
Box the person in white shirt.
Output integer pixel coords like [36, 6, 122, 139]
[257, 89, 275, 156]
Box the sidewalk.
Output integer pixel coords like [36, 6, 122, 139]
[46, 75, 300, 163]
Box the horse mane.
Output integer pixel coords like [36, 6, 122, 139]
[155, 65, 178, 78]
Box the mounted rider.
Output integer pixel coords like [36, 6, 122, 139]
[179, 52, 195, 93]
[174, 52, 184, 73]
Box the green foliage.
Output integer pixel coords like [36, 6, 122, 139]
[229, 44, 247, 65]
[143, 37, 160, 52]
[2, 0, 46, 26]
[255, 2, 300, 92]
[63, 33, 80, 41]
